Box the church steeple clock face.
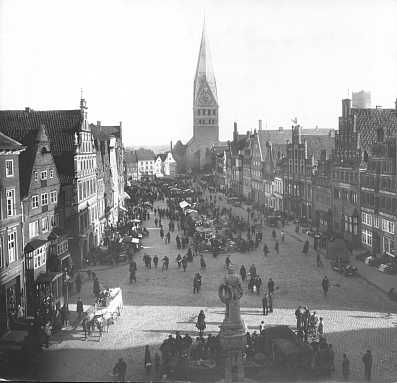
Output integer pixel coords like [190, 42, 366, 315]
[199, 86, 211, 105]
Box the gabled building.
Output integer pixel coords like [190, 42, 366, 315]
[20, 125, 66, 315]
[331, 98, 397, 248]
[0, 133, 25, 332]
[91, 122, 125, 226]
[360, 133, 397, 257]
[0, 99, 102, 267]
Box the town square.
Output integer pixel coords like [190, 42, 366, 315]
[1, 1, 397, 382]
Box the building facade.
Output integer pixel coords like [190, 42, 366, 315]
[0, 133, 25, 332]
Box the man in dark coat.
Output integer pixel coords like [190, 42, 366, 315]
[262, 294, 268, 315]
[322, 276, 330, 297]
[362, 349, 372, 381]
[267, 278, 275, 294]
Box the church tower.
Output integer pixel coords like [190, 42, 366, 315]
[193, 22, 219, 146]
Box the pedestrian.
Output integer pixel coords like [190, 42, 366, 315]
[281, 230, 285, 242]
[43, 321, 51, 348]
[76, 297, 84, 319]
[322, 276, 330, 297]
[200, 255, 206, 270]
[263, 244, 269, 257]
[153, 255, 159, 268]
[362, 349, 372, 381]
[75, 272, 82, 293]
[272, 229, 276, 240]
[316, 252, 322, 267]
[342, 353, 350, 380]
[82, 314, 89, 340]
[129, 269, 136, 284]
[196, 310, 206, 337]
[318, 317, 324, 336]
[267, 278, 275, 294]
[93, 276, 100, 298]
[61, 303, 69, 327]
[144, 345, 152, 374]
[262, 294, 268, 315]
[302, 240, 309, 255]
[225, 256, 232, 269]
[274, 241, 279, 255]
[259, 320, 265, 333]
[162, 256, 169, 271]
[182, 256, 187, 272]
[176, 253, 182, 268]
[267, 292, 273, 313]
[113, 358, 127, 382]
[240, 265, 247, 282]
[295, 305, 302, 330]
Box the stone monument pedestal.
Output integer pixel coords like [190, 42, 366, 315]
[218, 267, 247, 383]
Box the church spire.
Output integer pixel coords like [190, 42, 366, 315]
[194, 20, 217, 104]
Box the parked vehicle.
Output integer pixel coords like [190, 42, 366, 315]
[377, 262, 397, 274]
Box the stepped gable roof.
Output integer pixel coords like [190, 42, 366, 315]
[0, 109, 82, 179]
[351, 107, 397, 152]
[0, 131, 24, 151]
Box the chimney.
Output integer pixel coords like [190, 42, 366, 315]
[342, 98, 351, 118]
[278, 127, 283, 132]
[97, 121, 101, 129]
[258, 120, 262, 131]
[25, 107, 31, 113]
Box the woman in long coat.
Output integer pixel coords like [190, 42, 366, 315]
[196, 310, 206, 337]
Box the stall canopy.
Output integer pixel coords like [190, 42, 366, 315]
[179, 201, 191, 209]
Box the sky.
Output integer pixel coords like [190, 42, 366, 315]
[1, 0, 397, 147]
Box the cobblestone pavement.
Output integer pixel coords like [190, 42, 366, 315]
[37, 198, 397, 382]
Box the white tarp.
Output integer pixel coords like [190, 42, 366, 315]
[179, 201, 191, 209]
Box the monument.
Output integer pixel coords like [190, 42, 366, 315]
[218, 266, 247, 383]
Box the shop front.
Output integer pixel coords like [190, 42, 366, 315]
[0, 260, 24, 333]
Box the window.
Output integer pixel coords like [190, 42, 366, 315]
[0, 237, 4, 269]
[33, 246, 46, 269]
[34, 171, 38, 181]
[361, 229, 372, 247]
[41, 170, 47, 180]
[6, 189, 15, 216]
[32, 195, 39, 209]
[41, 216, 49, 233]
[5, 160, 14, 177]
[7, 229, 16, 263]
[49, 169, 54, 178]
[382, 219, 395, 234]
[50, 191, 57, 204]
[41, 193, 48, 206]
[383, 237, 395, 256]
[29, 220, 39, 239]
[50, 214, 59, 227]
[373, 216, 379, 228]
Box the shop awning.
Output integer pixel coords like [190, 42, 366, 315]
[179, 201, 190, 209]
[120, 206, 128, 212]
[123, 192, 131, 200]
[36, 271, 63, 284]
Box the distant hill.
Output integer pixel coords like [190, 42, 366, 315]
[125, 144, 170, 154]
